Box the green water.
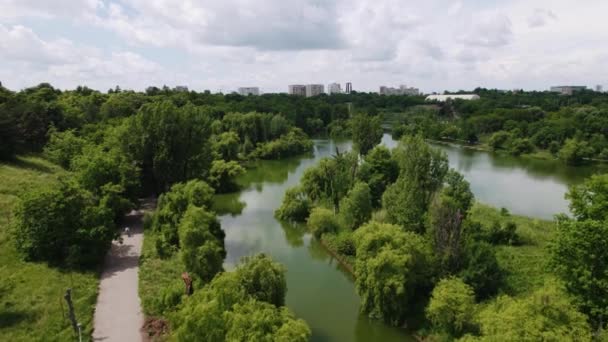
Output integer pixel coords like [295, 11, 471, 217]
[214, 134, 607, 341]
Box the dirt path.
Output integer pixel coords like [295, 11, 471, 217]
[93, 199, 155, 342]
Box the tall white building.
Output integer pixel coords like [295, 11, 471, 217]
[288, 85, 306, 96]
[305, 84, 325, 97]
[328, 82, 342, 94]
[238, 87, 260, 96]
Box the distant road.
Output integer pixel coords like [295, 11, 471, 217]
[93, 199, 155, 342]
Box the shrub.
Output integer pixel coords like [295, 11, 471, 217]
[509, 138, 534, 156]
[307, 207, 340, 238]
[334, 231, 356, 256]
[487, 221, 518, 245]
[488, 131, 512, 150]
[459, 241, 502, 299]
[150, 281, 184, 315]
[208, 160, 245, 193]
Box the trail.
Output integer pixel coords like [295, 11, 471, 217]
[93, 199, 155, 342]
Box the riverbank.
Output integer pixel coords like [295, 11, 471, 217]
[426, 138, 608, 164]
[0, 156, 99, 341]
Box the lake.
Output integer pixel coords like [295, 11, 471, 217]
[213, 134, 607, 341]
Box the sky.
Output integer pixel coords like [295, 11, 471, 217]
[1, 0, 607, 94]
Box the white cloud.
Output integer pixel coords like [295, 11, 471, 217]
[527, 8, 557, 28]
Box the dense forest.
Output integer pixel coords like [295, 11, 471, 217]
[278, 126, 608, 340]
[393, 88, 608, 165]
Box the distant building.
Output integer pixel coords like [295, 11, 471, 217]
[596, 85, 603, 92]
[174, 86, 189, 92]
[345, 82, 352, 94]
[328, 82, 342, 94]
[550, 86, 587, 95]
[238, 87, 260, 96]
[379, 85, 420, 96]
[288, 85, 307, 96]
[305, 84, 325, 97]
[425, 94, 480, 102]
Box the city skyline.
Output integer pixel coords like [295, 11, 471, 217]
[1, 1, 608, 93]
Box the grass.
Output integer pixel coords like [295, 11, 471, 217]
[138, 228, 184, 317]
[469, 203, 555, 296]
[0, 156, 99, 341]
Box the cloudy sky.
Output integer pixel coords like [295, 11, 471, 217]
[1, 0, 607, 93]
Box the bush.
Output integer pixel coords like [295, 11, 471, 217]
[426, 277, 475, 335]
[12, 179, 115, 267]
[488, 131, 512, 150]
[150, 281, 184, 315]
[487, 221, 518, 245]
[509, 138, 534, 156]
[208, 160, 245, 193]
[334, 231, 356, 256]
[252, 128, 313, 159]
[558, 138, 594, 165]
[307, 207, 340, 238]
[275, 186, 310, 222]
[43, 128, 86, 168]
[339, 182, 372, 230]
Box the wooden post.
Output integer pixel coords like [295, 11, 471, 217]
[181, 272, 193, 296]
[64, 288, 79, 334]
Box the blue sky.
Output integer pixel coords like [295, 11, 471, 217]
[1, 0, 607, 93]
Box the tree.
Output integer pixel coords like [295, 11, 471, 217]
[550, 218, 608, 327]
[339, 182, 372, 230]
[212, 131, 240, 161]
[353, 222, 432, 326]
[44, 128, 87, 169]
[12, 179, 115, 267]
[488, 131, 512, 150]
[469, 283, 591, 341]
[565, 173, 608, 222]
[225, 300, 311, 342]
[208, 160, 245, 193]
[153, 180, 215, 253]
[357, 145, 399, 207]
[558, 138, 593, 165]
[236, 254, 287, 307]
[275, 186, 311, 222]
[178, 205, 225, 283]
[351, 113, 383, 155]
[383, 135, 449, 233]
[307, 207, 340, 238]
[0, 106, 18, 160]
[426, 277, 475, 335]
[459, 240, 502, 299]
[509, 138, 534, 156]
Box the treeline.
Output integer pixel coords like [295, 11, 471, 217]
[277, 133, 608, 339]
[393, 88, 608, 165]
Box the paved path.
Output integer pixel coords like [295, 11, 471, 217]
[93, 199, 155, 342]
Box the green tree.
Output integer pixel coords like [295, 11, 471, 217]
[236, 254, 287, 307]
[565, 174, 608, 221]
[208, 160, 245, 193]
[357, 145, 399, 207]
[339, 181, 372, 230]
[383, 135, 449, 232]
[353, 222, 432, 325]
[351, 113, 383, 155]
[558, 138, 594, 165]
[12, 179, 115, 267]
[178, 206, 225, 283]
[459, 240, 502, 299]
[0, 106, 18, 160]
[550, 218, 608, 327]
[212, 131, 240, 161]
[426, 277, 475, 335]
[225, 300, 311, 342]
[307, 207, 340, 238]
[275, 186, 311, 222]
[488, 130, 512, 150]
[43, 128, 87, 168]
[469, 283, 591, 341]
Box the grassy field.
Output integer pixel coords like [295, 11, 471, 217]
[0, 156, 99, 341]
[469, 203, 556, 295]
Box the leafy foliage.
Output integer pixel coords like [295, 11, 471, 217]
[208, 159, 245, 193]
[426, 277, 475, 335]
[307, 207, 340, 238]
[339, 181, 372, 230]
[353, 222, 432, 326]
[351, 113, 383, 155]
[275, 186, 311, 222]
[566, 173, 608, 221]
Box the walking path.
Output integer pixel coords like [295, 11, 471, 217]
[93, 199, 155, 342]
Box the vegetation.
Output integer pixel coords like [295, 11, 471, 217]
[392, 88, 608, 165]
[278, 130, 607, 339]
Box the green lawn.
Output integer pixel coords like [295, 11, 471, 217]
[0, 156, 99, 341]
